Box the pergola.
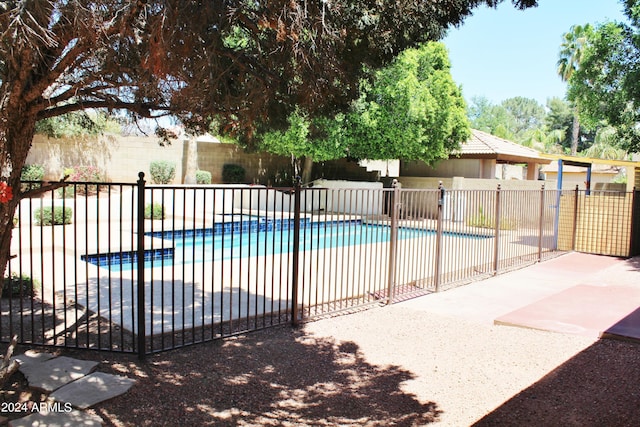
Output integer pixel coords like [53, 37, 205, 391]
[540, 154, 640, 193]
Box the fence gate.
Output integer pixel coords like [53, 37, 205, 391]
[557, 187, 637, 257]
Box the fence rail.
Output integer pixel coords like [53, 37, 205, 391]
[2, 176, 636, 357]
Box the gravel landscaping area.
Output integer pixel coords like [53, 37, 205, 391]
[6, 302, 639, 426]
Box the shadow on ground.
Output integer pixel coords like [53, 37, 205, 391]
[63, 325, 440, 426]
[473, 338, 640, 426]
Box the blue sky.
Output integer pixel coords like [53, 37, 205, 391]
[443, 0, 628, 107]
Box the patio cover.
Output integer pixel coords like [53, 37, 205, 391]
[540, 153, 640, 192]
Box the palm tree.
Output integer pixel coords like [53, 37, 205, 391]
[557, 24, 593, 156]
[582, 126, 628, 160]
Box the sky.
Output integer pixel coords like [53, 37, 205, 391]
[443, 0, 628, 107]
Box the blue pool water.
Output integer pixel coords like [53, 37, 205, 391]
[82, 218, 489, 270]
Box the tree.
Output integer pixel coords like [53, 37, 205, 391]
[544, 97, 573, 149]
[0, 0, 538, 292]
[258, 42, 470, 183]
[35, 111, 122, 139]
[467, 96, 516, 140]
[557, 24, 594, 155]
[500, 96, 546, 138]
[568, 2, 640, 153]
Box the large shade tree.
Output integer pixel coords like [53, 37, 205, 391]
[258, 42, 470, 183]
[569, 0, 640, 153]
[0, 0, 538, 286]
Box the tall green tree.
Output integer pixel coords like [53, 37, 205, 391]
[568, 1, 640, 153]
[544, 97, 573, 149]
[557, 24, 594, 155]
[501, 96, 546, 137]
[258, 42, 470, 182]
[467, 96, 516, 140]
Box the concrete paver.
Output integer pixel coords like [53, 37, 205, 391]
[19, 356, 98, 392]
[50, 372, 136, 409]
[8, 409, 103, 427]
[8, 352, 135, 426]
[399, 252, 640, 341]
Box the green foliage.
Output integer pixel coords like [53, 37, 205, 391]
[258, 42, 470, 167]
[222, 164, 246, 183]
[468, 96, 547, 143]
[567, 4, 640, 152]
[149, 161, 177, 184]
[2, 274, 37, 298]
[35, 111, 121, 138]
[501, 97, 546, 137]
[34, 206, 73, 226]
[21, 164, 45, 181]
[344, 43, 470, 164]
[20, 164, 46, 193]
[195, 170, 212, 184]
[144, 203, 165, 220]
[544, 97, 573, 149]
[557, 24, 594, 83]
[467, 207, 517, 230]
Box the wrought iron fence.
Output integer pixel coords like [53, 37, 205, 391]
[4, 175, 632, 358]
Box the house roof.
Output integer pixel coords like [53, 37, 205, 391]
[453, 129, 551, 164]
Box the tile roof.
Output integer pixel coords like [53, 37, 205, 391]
[453, 129, 550, 164]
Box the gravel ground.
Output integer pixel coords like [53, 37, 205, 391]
[5, 302, 638, 426]
[6, 253, 640, 425]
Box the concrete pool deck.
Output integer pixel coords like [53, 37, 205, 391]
[399, 251, 640, 341]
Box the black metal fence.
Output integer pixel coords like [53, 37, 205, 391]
[4, 175, 630, 357]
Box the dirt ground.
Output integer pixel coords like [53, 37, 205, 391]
[3, 304, 639, 426]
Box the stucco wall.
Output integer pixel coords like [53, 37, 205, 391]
[26, 134, 377, 185]
[401, 158, 498, 179]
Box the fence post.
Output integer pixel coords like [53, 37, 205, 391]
[537, 183, 545, 262]
[493, 184, 501, 275]
[572, 185, 579, 251]
[136, 172, 146, 360]
[630, 188, 640, 256]
[434, 182, 444, 292]
[386, 179, 400, 303]
[291, 177, 302, 327]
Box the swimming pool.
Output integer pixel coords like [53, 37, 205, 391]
[82, 218, 490, 270]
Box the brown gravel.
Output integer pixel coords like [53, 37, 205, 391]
[4, 303, 640, 427]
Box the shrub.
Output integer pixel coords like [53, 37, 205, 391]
[65, 165, 105, 195]
[21, 164, 45, 181]
[34, 206, 73, 226]
[222, 164, 246, 184]
[195, 170, 212, 184]
[149, 161, 176, 184]
[20, 164, 45, 192]
[2, 274, 37, 298]
[68, 165, 104, 182]
[144, 203, 165, 220]
[466, 207, 517, 230]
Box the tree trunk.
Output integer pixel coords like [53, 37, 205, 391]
[0, 111, 38, 298]
[300, 157, 314, 186]
[570, 107, 580, 156]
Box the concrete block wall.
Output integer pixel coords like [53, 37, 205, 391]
[26, 135, 377, 185]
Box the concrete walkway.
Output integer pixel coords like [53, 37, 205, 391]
[6, 351, 135, 426]
[399, 252, 640, 341]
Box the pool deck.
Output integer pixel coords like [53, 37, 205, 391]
[399, 252, 640, 342]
